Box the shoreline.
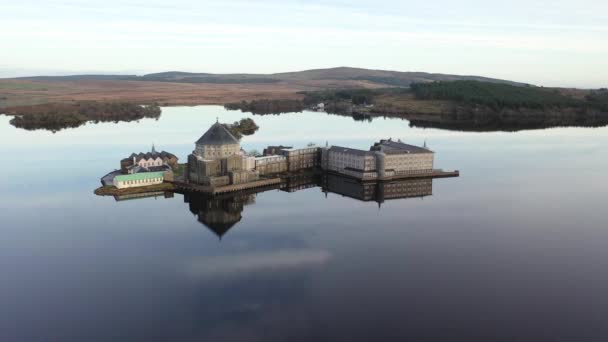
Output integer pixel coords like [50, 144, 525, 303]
[94, 183, 175, 196]
[95, 169, 460, 197]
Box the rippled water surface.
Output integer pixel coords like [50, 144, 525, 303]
[1, 106, 607, 341]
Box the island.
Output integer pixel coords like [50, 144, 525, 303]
[95, 119, 459, 198]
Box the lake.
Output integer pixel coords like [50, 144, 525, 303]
[1, 106, 607, 341]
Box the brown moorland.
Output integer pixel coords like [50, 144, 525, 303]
[0, 67, 525, 110]
[0, 78, 382, 109]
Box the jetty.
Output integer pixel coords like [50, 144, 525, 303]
[169, 177, 282, 195]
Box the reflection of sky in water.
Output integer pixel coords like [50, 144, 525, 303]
[0, 107, 608, 341]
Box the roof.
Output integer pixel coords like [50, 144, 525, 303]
[200, 218, 241, 238]
[127, 151, 177, 162]
[255, 155, 287, 160]
[265, 145, 292, 149]
[114, 171, 165, 182]
[373, 140, 433, 154]
[196, 122, 239, 146]
[282, 146, 317, 152]
[127, 164, 172, 173]
[328, 146, 374, 157]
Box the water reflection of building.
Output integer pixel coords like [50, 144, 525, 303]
[183, 192, 256, 239]
[114, 191, 174, 202]
[281, 173, 320, 193]
[321, 174, 433, 205]
[180, 173, 435, 238]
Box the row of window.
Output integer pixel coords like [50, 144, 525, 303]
[122, 177, 163, 185]
[140, 161, 162, 167]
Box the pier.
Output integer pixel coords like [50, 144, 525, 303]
[168, 177, 283, 195]
[167, 169, 458, 196]
[326, 169, 460, 182]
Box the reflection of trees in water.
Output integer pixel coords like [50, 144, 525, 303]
[324, 110, 608, 132]
[224, 99, 304, 115]
[7, 102, 161, 132]
[407, 110, 608, 132]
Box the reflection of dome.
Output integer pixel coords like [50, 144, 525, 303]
[198, 207, 242, 238]
[199, 217, 241, 238]
[184, 193, 255, 239]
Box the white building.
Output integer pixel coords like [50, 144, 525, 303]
[114, 171, 166, 189]
[241, 155, 256, 171]
[321, 139, 434, 180]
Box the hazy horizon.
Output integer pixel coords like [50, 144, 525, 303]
[2, 0, 607, 88]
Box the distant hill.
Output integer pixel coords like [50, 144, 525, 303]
[15, 67, 528, 87]
[270, 67, 526, 86]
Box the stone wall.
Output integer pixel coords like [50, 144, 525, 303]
[280, 147, 320, 171]
[385, 153, 434, 175]
[194, 143, 240, 159]
[256, 159, 288, 175]
[229, 170, 260, 185]
[323, 145, 434, 180]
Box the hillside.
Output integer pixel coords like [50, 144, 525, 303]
[15, 67, 526, 87]
[0, 67, 527, 109]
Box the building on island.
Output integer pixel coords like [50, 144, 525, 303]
[100, 145, 177, 189]
[263, 145, 292, 156]
[279, 146, 320, 171]
[321, 139, 434, 180]
[257, 145, 320, 174]
[187, 121, 259, 186]
[255, 155, 288, 176]
[120, 145, 178, 174]
[113, 171, 166, 189]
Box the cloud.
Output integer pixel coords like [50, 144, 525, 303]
[184, 249, 331, 277]
[2, 0, 607, 86]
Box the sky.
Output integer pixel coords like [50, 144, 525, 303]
[1, 0, 607, 88]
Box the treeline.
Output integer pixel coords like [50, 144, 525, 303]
[7, 101, 161, 132]
[408, 110, 608, 132]
[223, 89, 407, 115]
[224, 99, 304, 114]
[301, 88, 406, 106]
[223, 118, 259, 139]
[410, 81, 585, 110]
[585, 89, 608, 111]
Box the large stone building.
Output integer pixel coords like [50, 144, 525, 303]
[257, 145, 320, 175]
[279, 146, 320, 171]
[321, 139, 434, 180]
[255, 155, 288, 176]
[187, 121, 259, 187]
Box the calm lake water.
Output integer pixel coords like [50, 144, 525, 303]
[1, 106, 608, 342]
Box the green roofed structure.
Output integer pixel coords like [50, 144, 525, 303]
[114, 171, 166, 189]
